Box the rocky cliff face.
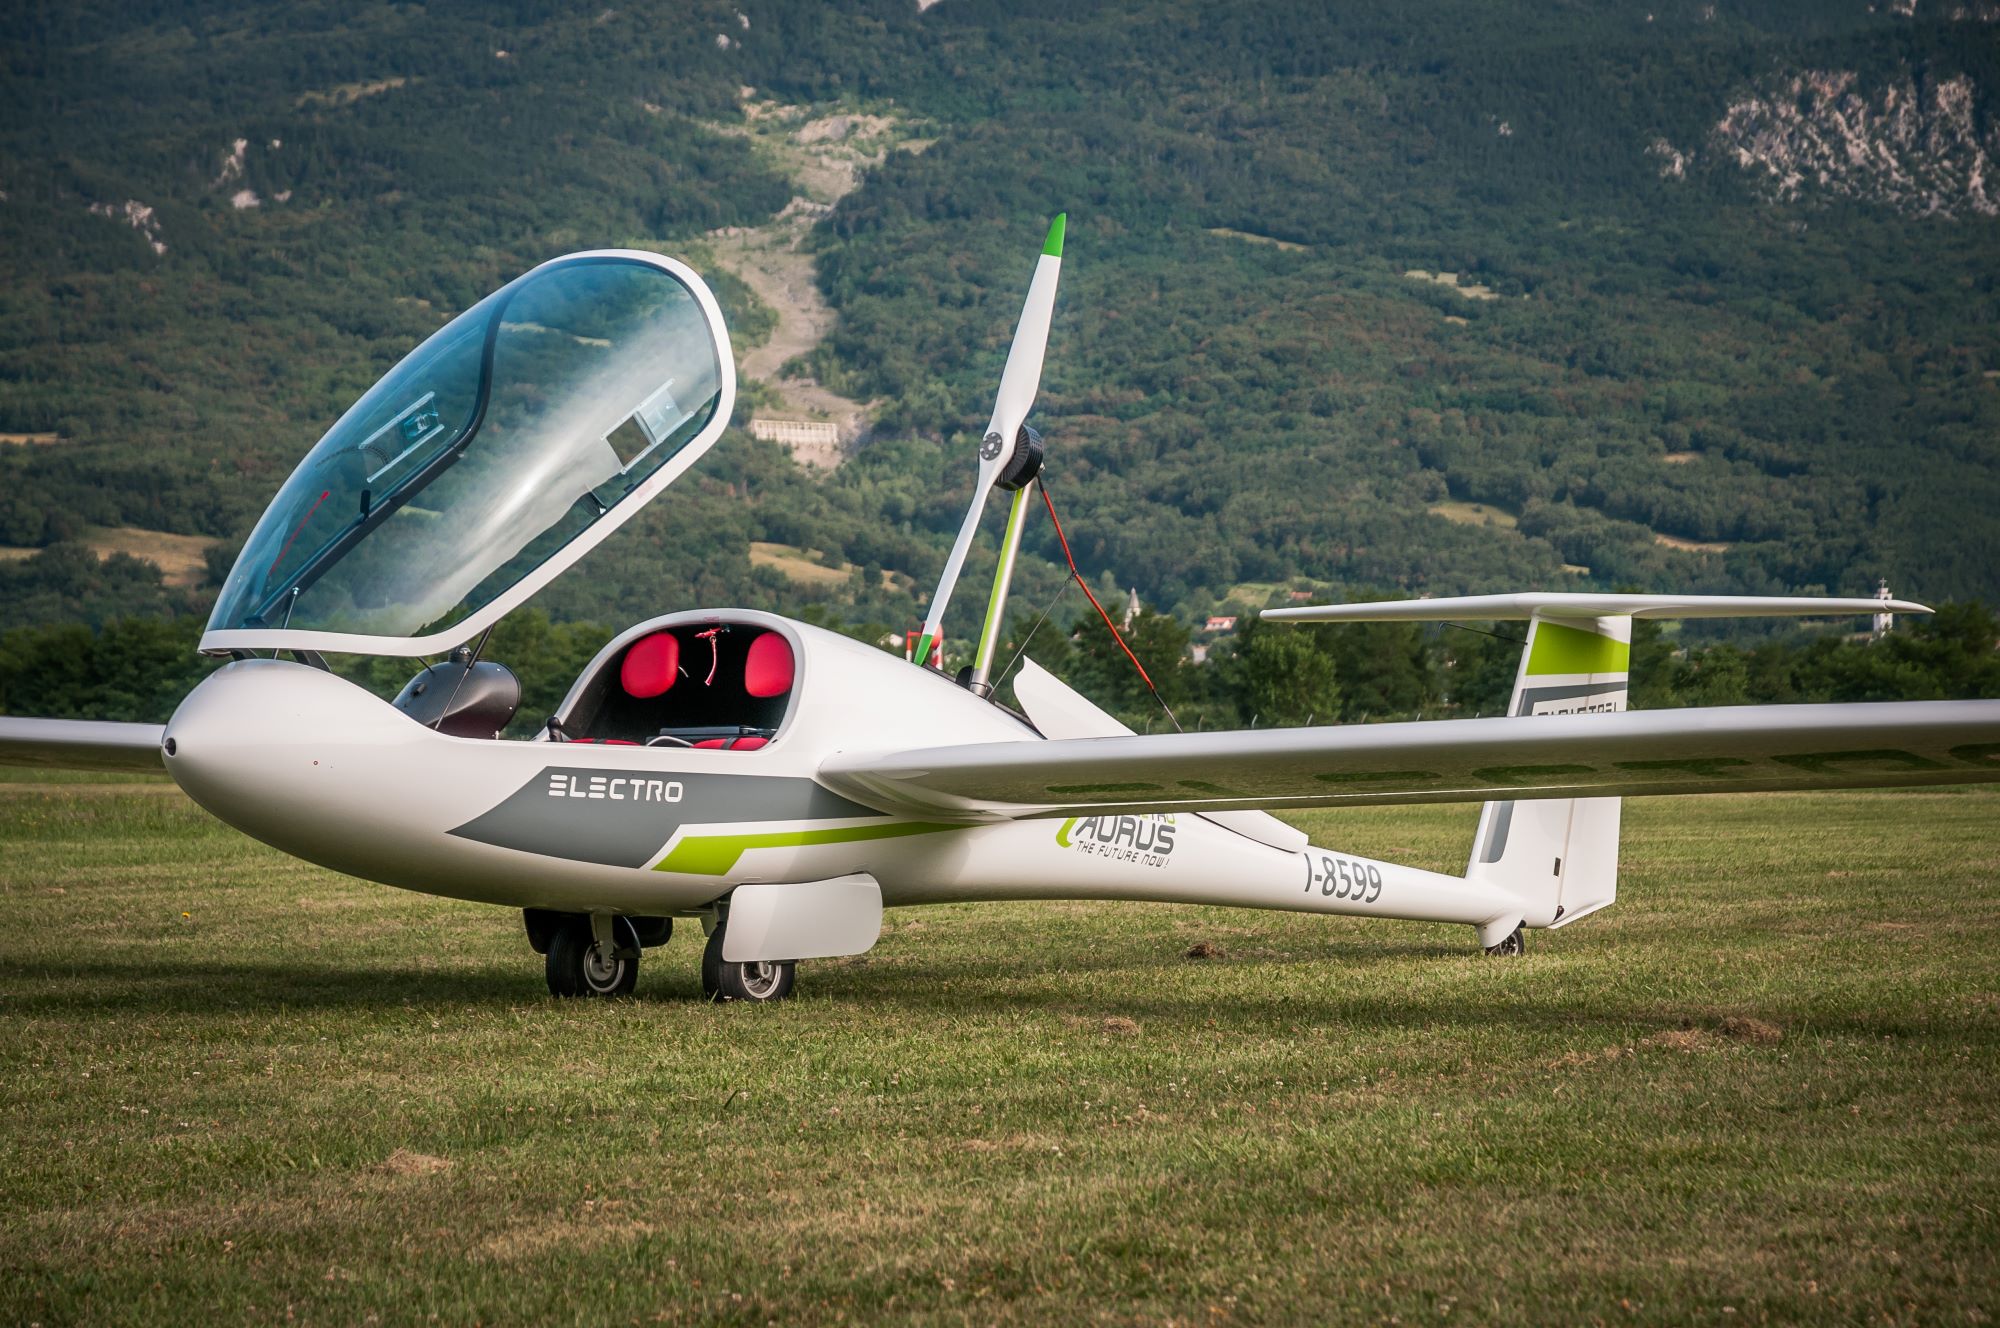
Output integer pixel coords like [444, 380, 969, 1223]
[1716, 71, 1996, 216]
[1654, 68, 1999, 217]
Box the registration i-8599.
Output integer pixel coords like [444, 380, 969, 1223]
[1302, 851, 1384, 903]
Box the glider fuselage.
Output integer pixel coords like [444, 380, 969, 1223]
[160, 612, 1510, 935]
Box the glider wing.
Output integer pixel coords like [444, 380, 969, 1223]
[819, 700, 2000, 819]
[1261, 592, 1928, 623]
[0, 717, 168, 773]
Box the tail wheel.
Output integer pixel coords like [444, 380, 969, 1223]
[546, 916, 641, 998]
[701, 924, 795, 1003]
[1483, 925, 1526, 958]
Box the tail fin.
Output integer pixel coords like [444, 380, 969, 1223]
[1466, 612, 1630, 931]
[1261, 591, 1934, 936]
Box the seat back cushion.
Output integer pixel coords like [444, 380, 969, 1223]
[743, 631, 795, 698]
[620, 631, 680, 699]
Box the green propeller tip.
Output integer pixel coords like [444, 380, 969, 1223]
[1043, 213, 1066, 258]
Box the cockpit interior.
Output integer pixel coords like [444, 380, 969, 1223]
[553, 621, 796, 750]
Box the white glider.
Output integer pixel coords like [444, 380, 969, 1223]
[3, 230, 1996, 999]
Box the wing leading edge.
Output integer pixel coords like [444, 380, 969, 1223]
[1261, 592, 1930, 623]
[0, 718, 168, 773]
[819, 700, 2000, 819]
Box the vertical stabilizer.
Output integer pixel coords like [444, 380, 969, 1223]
[1465, 613, 1630, 929]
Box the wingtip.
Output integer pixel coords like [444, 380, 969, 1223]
[1043, 213, 1066, 258]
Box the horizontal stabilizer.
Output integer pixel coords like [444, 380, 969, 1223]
[0, 717, 167, 773]
[820, 700, 2000, 819]
[1263, 592, 1929, 623]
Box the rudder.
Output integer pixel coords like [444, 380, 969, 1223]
[1465, 612, 1629, 930]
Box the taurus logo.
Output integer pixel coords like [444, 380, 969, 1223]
[1057, 814, 1178, 867]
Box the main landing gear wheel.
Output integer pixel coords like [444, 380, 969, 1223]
[1484, 925, 1527, 958]
[701, 924, 795, 1003]
[546, 915, 641, 998]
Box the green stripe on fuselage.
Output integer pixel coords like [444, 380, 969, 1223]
[655, 821, 959, 875]
[1525, 620, 1630, 676]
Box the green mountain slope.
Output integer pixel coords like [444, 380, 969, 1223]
[1, 0, 1995, 645]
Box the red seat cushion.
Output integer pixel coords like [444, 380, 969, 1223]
[743, 632, 795, 698]
[620, 631, 680, 699]
[692, 736, 769, 751]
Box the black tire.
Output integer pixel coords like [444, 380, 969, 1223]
[1483, 925, 1526, 958]
[546, 916, 641, 998]
[701, 924, 795, 1003]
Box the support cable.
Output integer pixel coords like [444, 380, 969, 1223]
[1039, 483, 1182, 733]
[993, 579, 1072, 694]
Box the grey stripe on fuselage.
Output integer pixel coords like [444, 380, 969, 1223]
[449, 767, 883, 868]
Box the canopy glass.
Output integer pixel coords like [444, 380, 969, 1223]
[204, 252, 728, 653]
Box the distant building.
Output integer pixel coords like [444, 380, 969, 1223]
[1873, 579, 1896, 639]
[749, 417, 841, 448]
[1204, 615, 1237, 633]
[1123, 587, 1141, 630]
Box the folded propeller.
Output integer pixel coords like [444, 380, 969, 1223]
[911, 214, 1065, 671]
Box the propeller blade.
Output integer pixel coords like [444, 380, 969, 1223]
[914, 496, 991, 670]
[984, 212, 1065, 450]
[913, 215, 1065, 669]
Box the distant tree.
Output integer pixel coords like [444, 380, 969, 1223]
[1667, 644, 1751, 707]
[1321, 620, 1435, 721]
[1224, 616, 1340, 728]
[0, 617, 213, 722]
[1437, 625, 1520, 717]
[1066, 602, 1193, 722]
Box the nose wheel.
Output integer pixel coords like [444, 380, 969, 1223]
[701, 923, 795, 1003]
[546, 915, 641, 997]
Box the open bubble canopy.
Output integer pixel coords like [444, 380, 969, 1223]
[202, 251, 734, 656]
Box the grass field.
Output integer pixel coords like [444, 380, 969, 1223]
[1427, 501, 1519, 530]
[2, 777, 1995, 1325]
[0, 526, 218, 587]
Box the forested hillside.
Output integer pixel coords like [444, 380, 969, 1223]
[1, 0, 1996, 662]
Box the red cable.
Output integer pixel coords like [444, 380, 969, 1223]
[695, 626, 724, 685]
[1040, 484, 1178, 732]
[268, 488, 331, 579]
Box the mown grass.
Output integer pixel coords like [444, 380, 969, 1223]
[1, 781, 1995, 1325]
